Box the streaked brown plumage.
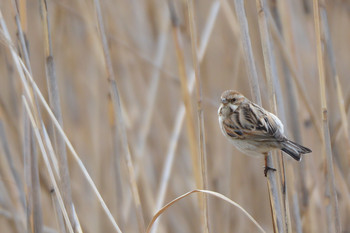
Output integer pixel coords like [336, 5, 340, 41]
[218, 90, 311, 162]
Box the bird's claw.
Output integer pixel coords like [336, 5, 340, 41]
[264, 166, 276, 177]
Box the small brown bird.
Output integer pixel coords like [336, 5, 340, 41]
[218, 90, 311, 175]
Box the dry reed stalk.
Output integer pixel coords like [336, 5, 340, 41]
[50, 190, 67, 233]
[267, 11, 323, 142]
[147, 189, 266, 233]
[37, 106, 83, 232]
[41, 123, 84, 232]
[151, 3, 220, 232]
[277, 155, 291, 233]
[274, 0, 310, 202]
[21, 70, 125, 232]
[150, 106, 186, 233]
[168, 2, 209, 230]
[12, 0, 31, 74]
[290, 172, 302, 233]
[124, 13, 170, 218]
[108, 94, 126, 229]
[2, 0, 349, 232]
[130, 29, 169, 219]
[12, 1, 80, 231]
[320, 5, 350, 173]
[313, 0, 341, 232]
[2, 9, 61, 232]
[23, 96, 74, 233]
[233, 0, 262, 104]
[23, 107, 32, 232]
[29, 125, 43, 233]
[41, 127, 60, 176]
[256, 1, 292, 232]
[0, 10, 43, 233]
[93, 0, 145, 231]
[168, 0, 202, 190]
[219, 9, 291, 230]
[11, 5, 50, 232]
[39, 0, 78, 231]
[22, 111, 43, 233]
[10, 1, 45, 150]
[1, 9, 122, 231]
[269, 4, 305, 231]
[0, 2, 24, 145]
[233, 0, 283, 232]
[186, 1, 210, 232]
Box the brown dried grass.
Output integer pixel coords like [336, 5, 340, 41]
[0, 0, 349, 232]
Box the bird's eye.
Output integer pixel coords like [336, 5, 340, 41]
[232, 98, 236, 102]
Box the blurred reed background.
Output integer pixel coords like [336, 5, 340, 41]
[0, 0, 349, 232]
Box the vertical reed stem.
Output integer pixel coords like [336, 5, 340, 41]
[313, 0, 341, 232]
[93, 0, 145, 231]
[187, 0, 210, 232]
[168, 0, 202, 191]
[233, 0, 284, 231]
[39, 0, 78, 231]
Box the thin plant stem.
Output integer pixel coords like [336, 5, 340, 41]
[319, 4, 350, 174]
[93, 0, 145, 231]
[274, 0, 310, 205]
[233, 0, 284, 231]
[147, 190, 266, 233]
[23, 108, 44, 233]
[23, 96, 74, 233]
[3, 28, 123, 232]
[9, 2, 79, 231]
[168, 0, 202, 190]
[39, 0, 78, 231]
[256, 1, 292, 232]
[233, 0, 262, 105]
[123, 20, 170, 226]
[313, 0, 341, 232]
[267, 11, 323, 142]
[186, 1, 210, 233]
[269, 3, 306, 231]
[151, 3, 220, 232]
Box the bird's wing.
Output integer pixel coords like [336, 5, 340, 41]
[225, 103, 285, 142]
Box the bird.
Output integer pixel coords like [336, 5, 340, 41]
[218, 90, 311, 176]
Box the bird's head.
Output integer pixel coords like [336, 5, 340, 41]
[221, 90, 245, 108]
[218, 90, 246, 117]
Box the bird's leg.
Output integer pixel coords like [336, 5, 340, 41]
[264, 153, 276, 177]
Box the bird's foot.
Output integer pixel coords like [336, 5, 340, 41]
[264, 166, 276, 177]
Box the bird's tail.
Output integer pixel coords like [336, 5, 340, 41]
[281, 140, 312, 161]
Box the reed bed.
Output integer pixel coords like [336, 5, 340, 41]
[0, 0, 349, 232]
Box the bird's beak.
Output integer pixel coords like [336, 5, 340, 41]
[221, 98, 228, 104]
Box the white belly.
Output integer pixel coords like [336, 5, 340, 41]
[230, 139, 270, 157]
